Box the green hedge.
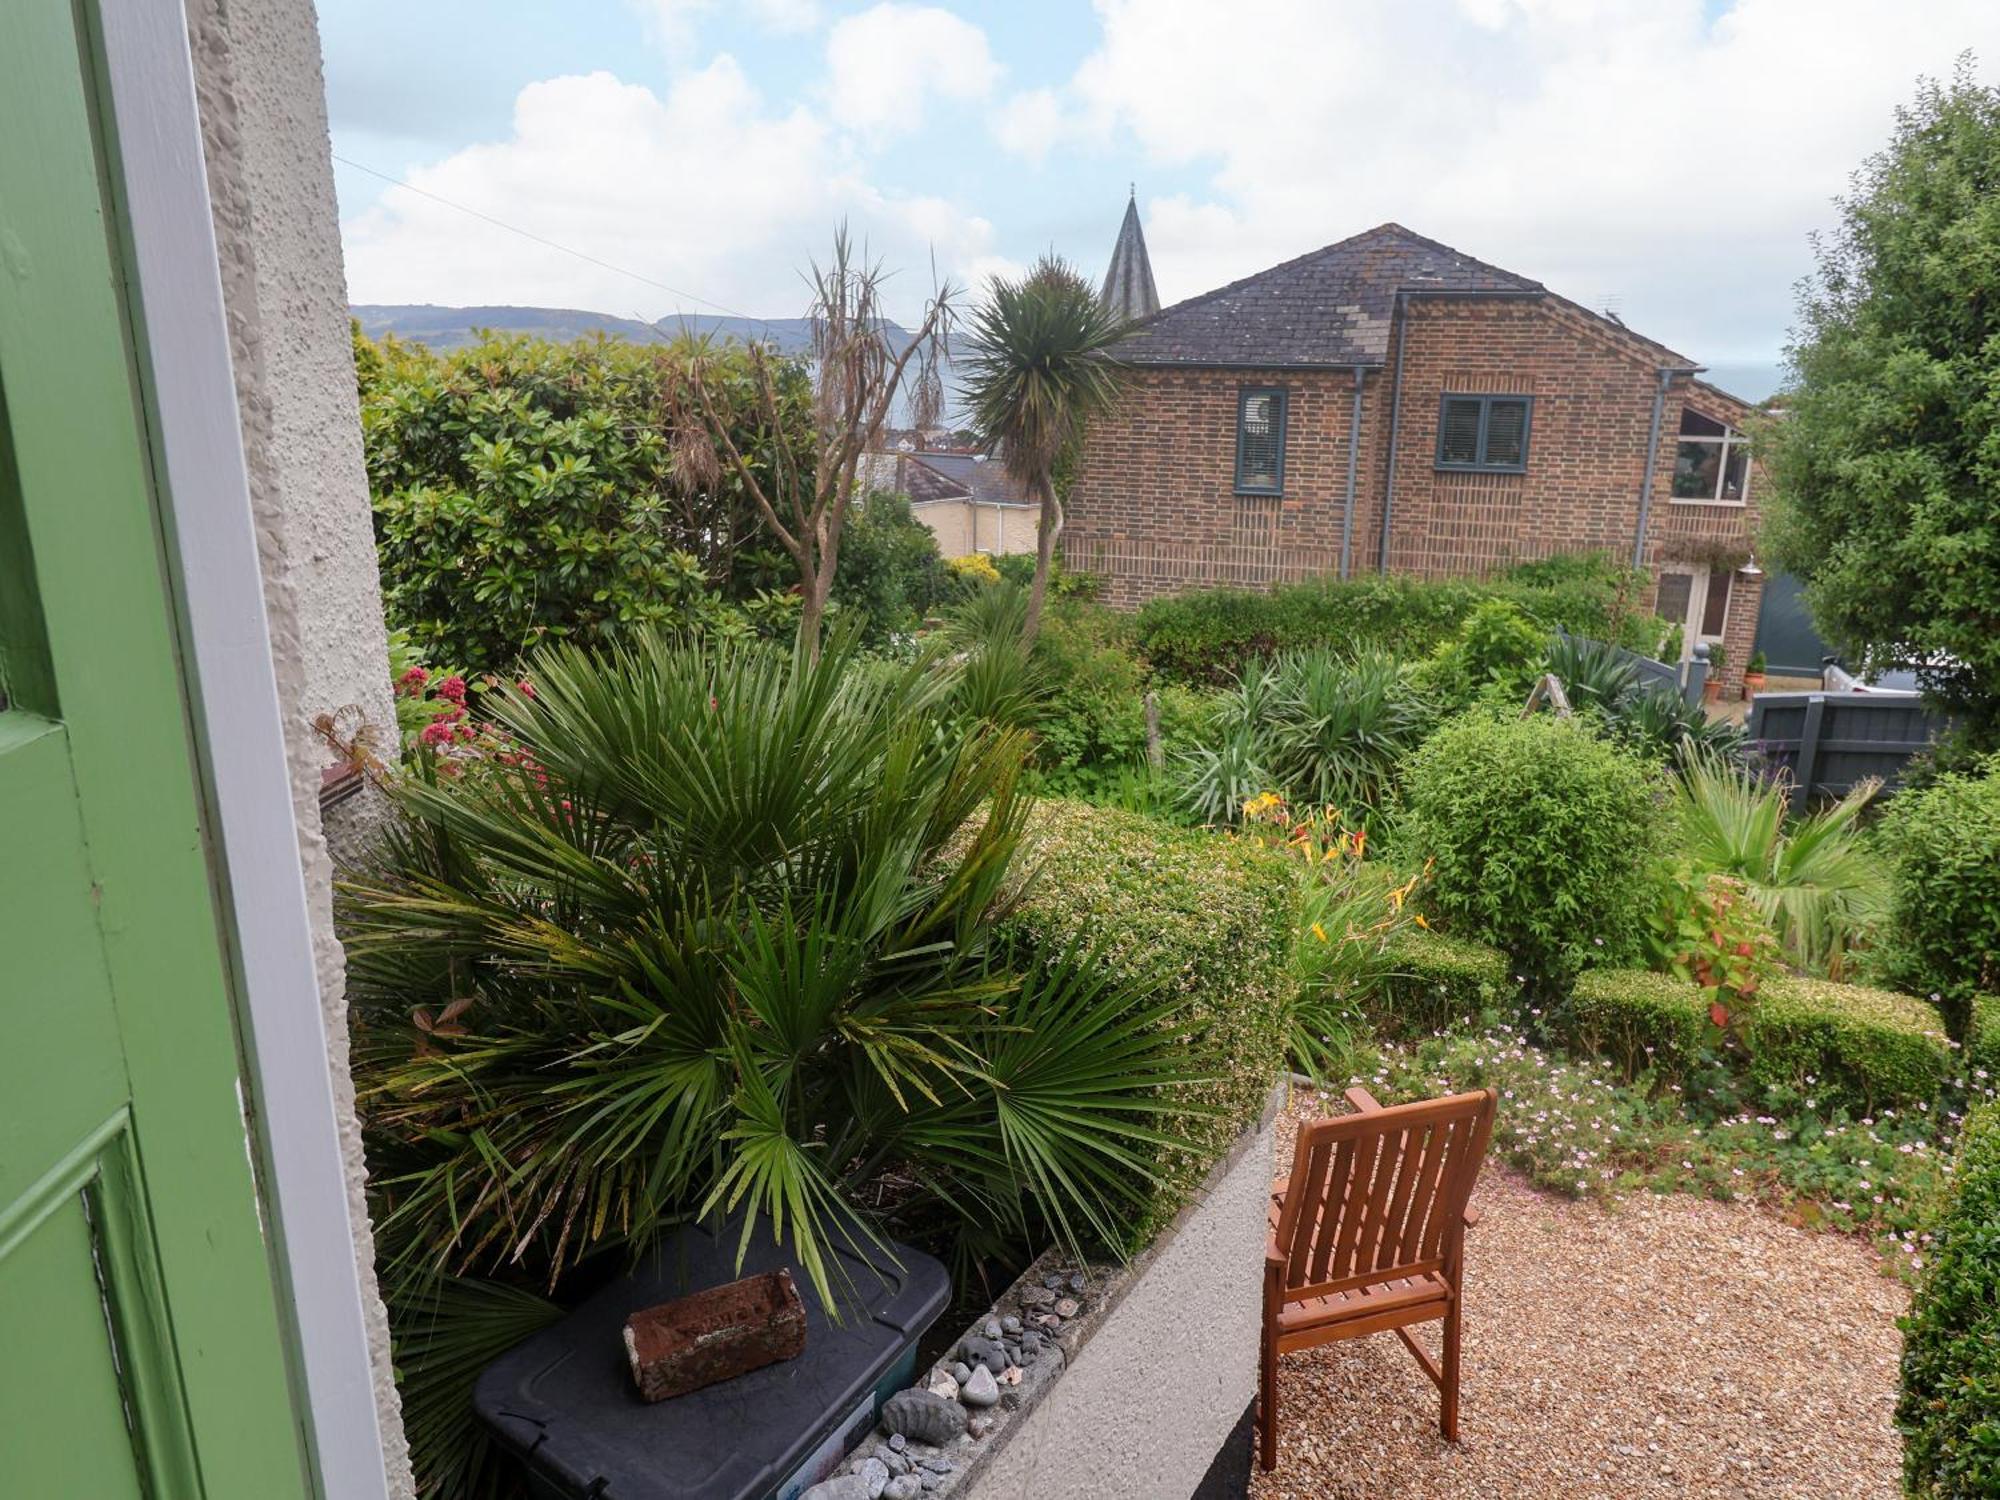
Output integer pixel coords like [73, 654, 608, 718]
[997, 799, 1295, 1247]
[1133, 555, 1657, 686]
[1971, 994, 2000, 1082]
[1898, 1101, 2000, 1498]
[1881, 765, 2000, 1041]
[1565, 969, 1953, 1112]
[1362, 929, 1514, 1038]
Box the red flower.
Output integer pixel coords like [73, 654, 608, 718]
[436, 675, 468, 704]
[418, 720, 455, 747]
[396, 666, 429, 695]
[517, 679, 536, 699]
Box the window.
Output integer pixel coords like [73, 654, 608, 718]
[1235, 387, 1287, 494]
[1435, 394, 1532, 473]
[1671, 407, 1750, 504]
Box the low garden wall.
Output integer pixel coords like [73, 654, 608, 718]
[812, 1083, 1283, 1500]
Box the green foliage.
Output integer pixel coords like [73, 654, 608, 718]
[1134, 554, 1657, 687]
[359, 328, 804, 668]
[1880, 761, 2000, 1038]
[346, 635, 1204, 1491]
[1674, 750, 1888, 975]
[1899, 1101, 2000, 1498]
[1420, 598, 1550, 710]
[1544, 632, 1642, 715]
[1170, 719, 1272, 827]
[995, 799, 1297, 1246]
[1361, 927, 1514, 1039]
[1400, 711, 1670, 985]
[1763, 65, 2000, 746]
[1646, 872, 1782, 1047]
[829, 491, 954, 644]
[1606, 680, 1749, 765]
[1565, 968, 1953, 1114]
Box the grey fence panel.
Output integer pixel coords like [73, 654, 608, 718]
[1748, 690, 1945, 808]
[1559, 631, 1703, 705]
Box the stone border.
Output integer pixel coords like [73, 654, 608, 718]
[804, 1081, 1286, 1500]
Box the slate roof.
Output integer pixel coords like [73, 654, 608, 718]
[897, 456, 974, 505]
[1100, 194, 1162, 323]
[909, 452, 1033, 507]
[1109, 223, 1574, 369]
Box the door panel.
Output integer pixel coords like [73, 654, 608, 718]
[1, 2, 313, 1492]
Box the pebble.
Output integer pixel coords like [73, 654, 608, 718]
[880, 1449, 910, 1477]
[1067, 1272, 1086, 1294]
[961, 1364, 1000, 1407]
[959, 1335, 1006, 1375]
[918, 1477, 938, 1493]
[1036, 1313, 1062, 1329]
[883, 1478, 923, 1500]
[1020, 1286, 1055, 1308]
[946, 1361, 971, 1385]
[1000, 1315, 1022, 1335]
[1054, 1297, 1079, 1318]
[887, 1434, 907, 1453]
[1000, 1365, 1022, 1386]
[918, 1457, 956, 1474]
[968, 1414, 993, 1439]
[851, 1456, 890, 1499]
[1041, 1272, 1065, 1290]
[801, 1478, 872, 1500]
[927, 1372, 958, 1402]
[981, 1316, 1002, 1341]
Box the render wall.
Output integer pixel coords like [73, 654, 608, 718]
[912, 497, 1039, 557]
[187, 0, 411, 1490]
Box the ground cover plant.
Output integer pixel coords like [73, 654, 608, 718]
[344, 631, 1204, 1496]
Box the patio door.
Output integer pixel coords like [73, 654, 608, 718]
[1655, 564, 1732, 663]
[1, 4, 312, 1494]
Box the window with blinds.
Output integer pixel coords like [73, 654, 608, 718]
[1235, 387, 1288, 494]
[1435, 394, 1533, 473]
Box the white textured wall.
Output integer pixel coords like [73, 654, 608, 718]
[965, 1105, 1276, 1500]
[186, 1, 411, 1491]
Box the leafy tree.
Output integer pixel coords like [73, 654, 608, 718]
[829, 490, 955, 643]
[959, 256, 1128, 644]
[1765, 62, 2000, 742]
[358, 328, 803, 669]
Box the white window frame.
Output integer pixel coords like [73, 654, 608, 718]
[1657, 564, 1732, 661]
[1670, 411, 1751, 508]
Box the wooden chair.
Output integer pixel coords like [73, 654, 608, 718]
[1259, 1085, 1497, 1470]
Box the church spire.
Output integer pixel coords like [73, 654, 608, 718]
[1099, 189, 1160, 323]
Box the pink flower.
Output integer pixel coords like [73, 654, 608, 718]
[436, 675, 468, 704]
[516, 679, 536, 699]
[418, 720, 455, 748]
[396, 666, 429, 695]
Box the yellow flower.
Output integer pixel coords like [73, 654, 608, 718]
[1311, 922, 1328, 943]
[1414, 912, 1430, 929]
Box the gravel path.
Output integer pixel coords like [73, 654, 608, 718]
[1253, 1089, 1907, 1500]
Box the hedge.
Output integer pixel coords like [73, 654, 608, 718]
[1898, 1101, 2000, 1498]
[995, 799, 1296, 1248]
[1362, 929, 1514, 1038]
[1564, 969, 1953, 1112]
[1880, 764, 2000, 1041]
[1972, 994, 2000, 1082]
[1132, 555, 1657, 687]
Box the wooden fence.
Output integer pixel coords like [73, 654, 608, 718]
[1747, 690, 1945, 809]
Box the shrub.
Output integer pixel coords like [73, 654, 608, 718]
[996, 799, 1297, 1246]
[1362, 928, 1513, 1038]
[1880, 763, 2000, 1039]
[359, 329, 804, 668]
[1133, 553, 1658, 687]
[1400, 712, 1670, 985]
[1898, 1100, 2000, 1498]
[1972, 994, 2000, 1081]
[1565, 969, 1953, 1113]
[1421, 597, 1549, 710]
[1259, 648, 1434, 814]
[829, 491, 955, 643]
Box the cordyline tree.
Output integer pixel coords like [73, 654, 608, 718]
[959, 255, 1129, 644]
[1764, 59, 2000, 746]
[689, 229, 954, 656]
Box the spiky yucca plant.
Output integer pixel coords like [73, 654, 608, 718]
[346, 631, 1198, 1495]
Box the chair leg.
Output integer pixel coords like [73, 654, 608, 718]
[1440, 1299, 1462, 1442]
[1258, 1320, 1279, 1471]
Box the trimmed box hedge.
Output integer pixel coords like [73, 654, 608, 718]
[996, 799, 1296, 1249]
[1363, 929, 1514, 1037]
[1897, 1100, 2000, 1498]
[1969, 993, 2000, 1082]
[1565, 968, 1953, 1112]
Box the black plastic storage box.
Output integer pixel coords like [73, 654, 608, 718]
[475, 1220, 949, 1500]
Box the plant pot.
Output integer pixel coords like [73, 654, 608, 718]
[1742, 672, 1766, 700]
[1703, 677, 1723, 704]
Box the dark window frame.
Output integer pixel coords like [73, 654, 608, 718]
[1234, 386, 1289, 495]
[1434, 393, 1534, 474]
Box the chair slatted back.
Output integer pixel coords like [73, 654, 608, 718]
[1273, 1089, 1496, 1303]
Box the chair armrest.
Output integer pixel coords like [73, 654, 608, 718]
[1343, 1085, 1384, 1114]
[1463, 1205, 1482, 1230]
[1264, 1233, 1288, 1268]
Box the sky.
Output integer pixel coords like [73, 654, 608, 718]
[325, 0, 2000, 397]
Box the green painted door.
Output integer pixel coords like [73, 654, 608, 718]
[1, 4, 315, 1495]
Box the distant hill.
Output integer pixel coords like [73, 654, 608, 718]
[349, 304, 912, 358]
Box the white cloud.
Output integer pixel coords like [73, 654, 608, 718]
[824, 4, 1001, 142]
[629, 0, 823, 60]
[1049, 0, 2000, 362]
[990, 87, 1070, 165]
[339, 64, 999, 325]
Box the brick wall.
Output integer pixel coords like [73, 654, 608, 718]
[1066, 297, 1768, 681]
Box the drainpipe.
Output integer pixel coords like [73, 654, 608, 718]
[1339, 365, 1366, 580]
[1377, 292, 1409, 573]
[1631, 367, 1674, 568]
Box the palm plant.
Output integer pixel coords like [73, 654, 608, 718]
[346, 631, 1198, 1493]
[1171, 720, 1271, 826]
[1263, 647, 1434, 813]
[1674, 748, 1888, 973]
[1613, 681, 1750, 764]
[1544, 632, 1642, 715]
[958, 256, 1129, 644]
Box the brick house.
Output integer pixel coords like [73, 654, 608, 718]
[1067, 221, 1767, 688]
